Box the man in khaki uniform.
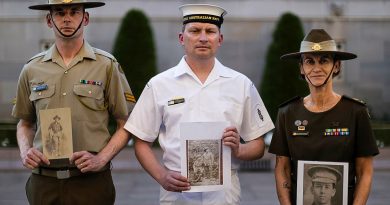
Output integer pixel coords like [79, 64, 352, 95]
[12, 1, 135, 204]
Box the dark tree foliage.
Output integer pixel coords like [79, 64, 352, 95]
[112, 9, 157, 99]
[260, 12, 308, 121]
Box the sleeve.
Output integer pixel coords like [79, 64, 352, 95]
[124, 81, 161, 142]
[240, 81, 274, 141]
[268, 108, 290, 156]
[106, 61, 135, 119]
[355, 107, 379, 157]
[11, 66, 36, 121]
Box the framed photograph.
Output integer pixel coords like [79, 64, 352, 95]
[180, 121, 231, 192]
[297, 161, 348, 205]
[39, 108, 73, 160]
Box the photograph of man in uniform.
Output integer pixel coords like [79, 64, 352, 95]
[187, 140, 221, 186]
[40, 108, 73, 160]
[46, 115, 64, 157]
[305, 165, 343, 205]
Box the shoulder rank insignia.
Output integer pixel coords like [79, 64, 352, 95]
[279, 96, 301, 108]
[343, 95, 366, 106]
[125, 92, 136, 103]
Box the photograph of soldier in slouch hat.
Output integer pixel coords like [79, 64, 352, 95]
[297, 161, 348, 205]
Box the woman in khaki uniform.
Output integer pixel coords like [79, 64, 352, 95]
[12, 1, 135, 204]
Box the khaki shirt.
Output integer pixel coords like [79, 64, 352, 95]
[12, 42, 135, 153]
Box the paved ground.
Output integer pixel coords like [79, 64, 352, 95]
[1, 147, 389, 205]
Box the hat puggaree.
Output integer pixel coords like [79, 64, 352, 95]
[281, 29, 357, 60]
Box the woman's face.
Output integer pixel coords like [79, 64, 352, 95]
[300, 53, 340, 87]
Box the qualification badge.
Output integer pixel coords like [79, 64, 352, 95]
[292, 119, 309, 136]
[32, 84, 48, 92]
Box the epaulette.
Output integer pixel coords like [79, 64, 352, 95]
[343, 95, 366, 106]
[278, 96, 301, 108]
[27, 51, 47, 63]
[93, 48, 117, 62]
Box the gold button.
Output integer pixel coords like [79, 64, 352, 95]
[62, 92, 67, 96]
[64, 71, 68, 74]
[38, 92, 42, 96]
[88, 90, 92, 94]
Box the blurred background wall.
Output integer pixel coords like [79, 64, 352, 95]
[1, 0, 389, 122]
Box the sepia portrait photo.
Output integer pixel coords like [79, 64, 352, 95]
[297, 161, 348, 205]
[180, 121, 231, 192]
[186, 140, 222, 186]
[39, 108, 73, 160]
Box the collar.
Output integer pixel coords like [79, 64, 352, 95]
[41, 41, 97, 63]
[173, 56, 235, 78]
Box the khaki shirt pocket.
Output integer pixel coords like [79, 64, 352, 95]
[73, 84, 106, 111]
[29, 84, 55, 101]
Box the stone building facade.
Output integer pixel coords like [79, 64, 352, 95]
[1, 0, 389, 122]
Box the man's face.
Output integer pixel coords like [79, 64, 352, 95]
[179, 22, 223, 60]
[311, 182, 336, 205]
[47, 5, 88, 38]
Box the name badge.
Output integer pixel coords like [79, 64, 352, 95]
[168, 97, 185, 106]
[292, 132, 309, 136]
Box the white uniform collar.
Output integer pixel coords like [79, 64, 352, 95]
[173, 56, 235, 79]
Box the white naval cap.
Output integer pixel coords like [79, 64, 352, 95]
[179, 4, 227, 28]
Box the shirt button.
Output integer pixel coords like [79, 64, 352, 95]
[62, 92, 67, 96]
[64, 71, 68, 74]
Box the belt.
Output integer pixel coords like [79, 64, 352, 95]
[32, 163, 111, 179]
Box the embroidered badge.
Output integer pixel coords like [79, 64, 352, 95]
[257, 109, 264, 121]
[124, 92, 136, 103]
[32, 84, 48, 92]
[168, 97, 185, 106]
[80, 79, 103, 86]
[324, 128, 349, 136]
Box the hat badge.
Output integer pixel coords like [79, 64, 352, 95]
[311, 43, 322, 51]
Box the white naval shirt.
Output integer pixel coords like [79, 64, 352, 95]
[124, 57, 274, 171]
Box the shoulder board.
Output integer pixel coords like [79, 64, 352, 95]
[343, 95, 366, 106]
[278, 96, 301, 108]
[93, 48, 117, 61]
[27, 51, 47, 63]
